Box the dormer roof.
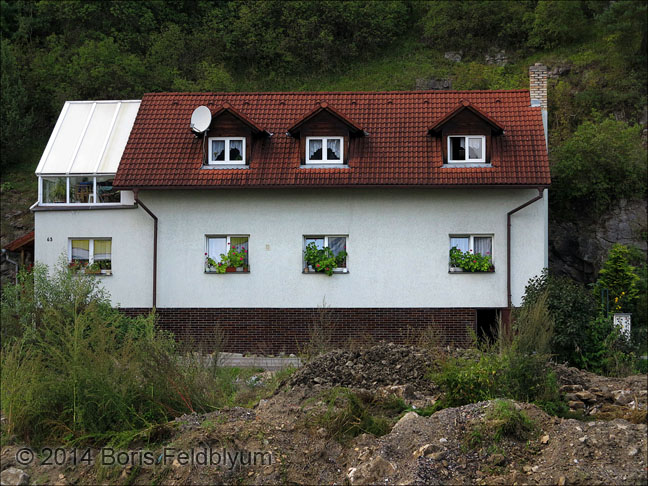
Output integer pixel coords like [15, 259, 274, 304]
[210, 102, 270, 136]
[287, 102, 365, 137]
[428, 99, 504, 136]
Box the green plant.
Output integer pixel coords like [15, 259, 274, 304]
[594, 244, 640, 313]
[0, 261, 262, 445]
[303, 242, 342, 276]
[522, 270, 598, 368]
[314, 388, 406, 444]
[220, 248, 247, 269]
[85, 262, 102, 274]
[467, 399, 537, 449]
[449, 247, 493, 272]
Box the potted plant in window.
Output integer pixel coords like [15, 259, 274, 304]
[220, 248, 247, 272]
[303, 242, 346, 276]
[85, 262, 102, 275]
[449, 247, 494, 272]
[68, 259, 87, 272]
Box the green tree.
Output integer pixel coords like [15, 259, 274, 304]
[528, 0, 587, 48]
[550, 118, 647, 218]
[595, 244, 640, 313]
[0, 38, 34, 171]
[421, 0, 534, 54]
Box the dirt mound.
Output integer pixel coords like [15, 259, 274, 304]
[287, 343, 476, 392]
[345, 400, 648, 485]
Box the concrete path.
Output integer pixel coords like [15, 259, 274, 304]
[217, 352, 302, 370]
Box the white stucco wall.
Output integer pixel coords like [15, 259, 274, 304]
[34, 188, 547, 309]
[34, 205, 154, 308]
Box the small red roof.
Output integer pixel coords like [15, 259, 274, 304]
[287, 102, 365, 136]
[4, 231, 34, 251]
[428, 100, 504, 135]
[211, 103, 268, 135]
[114, 91, 550, 188]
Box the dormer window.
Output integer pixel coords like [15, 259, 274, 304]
[448, 136, 485, 163]
[208, 137, 246, 165]
[306, 137, 343, 164]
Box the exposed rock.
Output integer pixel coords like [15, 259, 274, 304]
[444, 51, 462, 62]
[415, 77, 452, 90]
[347, 455, 396, 485]
[484, 49, 509, 66]
[0, 468, 30, 486]
[550, 199, 647, 283]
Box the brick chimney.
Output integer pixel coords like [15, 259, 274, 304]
[529, 63, 548, 147]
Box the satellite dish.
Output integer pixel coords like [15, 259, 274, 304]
[190, 106, 211, 134]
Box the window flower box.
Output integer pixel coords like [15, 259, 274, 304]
[449, 247, 494, 273]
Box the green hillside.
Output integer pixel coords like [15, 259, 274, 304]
[1, 0, 646, 227]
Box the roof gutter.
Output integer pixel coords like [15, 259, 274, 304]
[133, 190, 157, 308]
[507, 188, 544, 309]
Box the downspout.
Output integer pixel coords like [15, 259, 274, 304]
[507, 188, 544, 309]
[134, 190, 157, 308]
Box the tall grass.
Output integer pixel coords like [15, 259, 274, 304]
[430, 293, 565, 415]
[0, 262, 247, 445]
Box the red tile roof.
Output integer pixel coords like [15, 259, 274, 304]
[4, 231, 34, 251]
[287, 102, 365, 136]
[114, 91, 550, 188]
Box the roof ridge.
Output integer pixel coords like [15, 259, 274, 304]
[142, 89, 530, 97]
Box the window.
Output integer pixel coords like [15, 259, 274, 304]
[205, 235, 249, 273]
[448, 136, 486, 163]
[449, 235, 493, 272]
[303, 235, 348, 274]
[208, 137, 246, 165]
[306, 137, 343, 164]
[40, 176, 121, 205]
[68, 238, 112, 274]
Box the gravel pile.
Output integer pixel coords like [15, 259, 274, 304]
[287, 343, 477, 392]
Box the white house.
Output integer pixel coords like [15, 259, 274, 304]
[32, 65, 550, 352]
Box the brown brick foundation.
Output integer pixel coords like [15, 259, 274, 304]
[119, 307, 477, 354]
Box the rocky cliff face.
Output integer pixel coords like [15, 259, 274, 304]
[550, 199, 647, 283]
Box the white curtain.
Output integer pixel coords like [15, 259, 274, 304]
[229, 140, 243, 161]
[208, 237, 227, 260]
[309, 139, 323, 160]
[468, 138, 483, 159]
[474, 237, 492, 256]
[450, 237, 469, 252]
[212, 140, 225, 161]
[329, 237, 346, 255]
[327, 139, 341, 160]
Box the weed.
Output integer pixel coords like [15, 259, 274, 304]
[298, 298, 336, 360]
[467, 400, 537, 449]
[314, 388, 408, 444]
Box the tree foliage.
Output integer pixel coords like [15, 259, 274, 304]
[550, 118, 647, 218]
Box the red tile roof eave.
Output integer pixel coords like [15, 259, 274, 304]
[117, 183, 550, 191]
[3, 230, 35, 251]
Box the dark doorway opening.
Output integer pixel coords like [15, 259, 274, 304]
[476, 308, 499, 343]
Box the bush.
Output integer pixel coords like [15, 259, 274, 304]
[594, 244, 640, 313]
[522, 270, 598, 367]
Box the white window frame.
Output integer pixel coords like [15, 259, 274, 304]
[205, 235, 250, 272]
[449, 234, 494, 268]
[303, 235, 349, 273]
[447, 135, 486, 163]
[305, 136, 344, 165]
[68, 237, 112, 275]
[207, 137, 246, 165]
[38, 175, 121, 206]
